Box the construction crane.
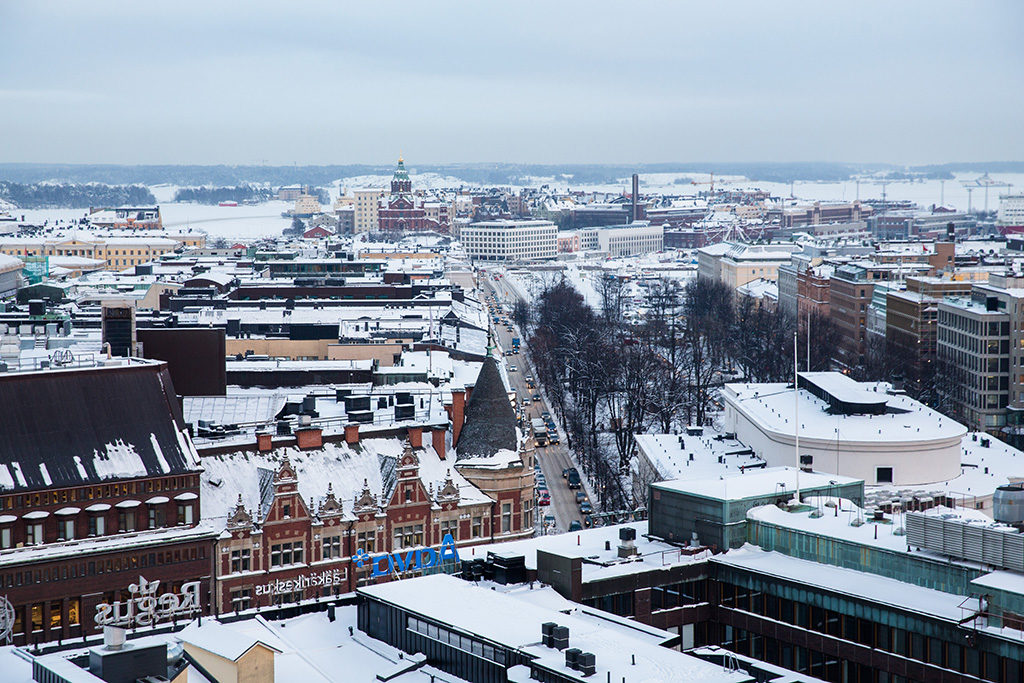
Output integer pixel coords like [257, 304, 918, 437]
[860, 179, 893, 213]
[690, 172, 732, 194]
[960, 173, 1014, 213]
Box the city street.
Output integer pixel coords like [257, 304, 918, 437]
[476, 269, 585, 533]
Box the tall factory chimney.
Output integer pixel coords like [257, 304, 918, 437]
[631, 173, 639, 223]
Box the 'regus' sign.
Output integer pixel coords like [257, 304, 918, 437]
[94, 576, 201, 629]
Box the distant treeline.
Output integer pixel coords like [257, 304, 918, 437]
[0, 181, 156, 209]
[1, 161, 1021, 189]
[173, 185, 275, 204]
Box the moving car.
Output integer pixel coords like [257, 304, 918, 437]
[579, 501, 593, 515]
[568, 521, 583, 532]
[575, 491, 588, 505]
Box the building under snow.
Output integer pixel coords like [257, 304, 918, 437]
[722, 371, 967, 486]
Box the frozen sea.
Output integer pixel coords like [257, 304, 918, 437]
[13, 200, 295, 240]
[6, 170, 1022, 243]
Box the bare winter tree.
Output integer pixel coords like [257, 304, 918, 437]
[680, 277, 735, 425]
[798, 309, 841, 373]
[596, 271, 626, 326]
[643, 278, 689, 432]
[511, 298, 532, 333]
[602, 336, 660, 470]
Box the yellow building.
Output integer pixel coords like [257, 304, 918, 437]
[0, 235, 187, 271]
[179, 623, 280, 683]
[293, 194, 321, 217]
[354, 189, 384, 233]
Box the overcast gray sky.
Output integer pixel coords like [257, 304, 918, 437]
[1, 1, 1021, 165]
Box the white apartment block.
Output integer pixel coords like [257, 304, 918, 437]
[460, 220, 557, 262]
[997, 194, 1024, 231]
[354, 189, 384, 233]
[596, 221, 663, 257]
[570, 222, 664, 257]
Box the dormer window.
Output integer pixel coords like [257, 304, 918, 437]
[88, 515, 105, 537]
[26, 522, 43, 546]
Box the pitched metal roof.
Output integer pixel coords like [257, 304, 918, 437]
[0, 362, 201, 492]
[455, 356, 517, 460]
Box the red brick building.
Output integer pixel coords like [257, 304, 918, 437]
[377, 157, 443, 233]
[796, 265, 832, 318]
[0, 360, 216, 646]
[211, 440, 503, 613]
[206, 355, 534, 613]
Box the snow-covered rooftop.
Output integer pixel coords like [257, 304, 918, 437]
[466, 521, 703, 582]
[634, 430, 763, 482]
[865, 432, 1024, 507]
[711, 545, 968, 623]
[653, 466, 862, 501]
[723, 379, 966, 445]
[360, 574, 750, 683]
[200, 438, 491, 524]
[15, 605, 472, 683]
[747, 496, 992, 552]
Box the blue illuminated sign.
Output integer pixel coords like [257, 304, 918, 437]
[353, 532, 460, 578]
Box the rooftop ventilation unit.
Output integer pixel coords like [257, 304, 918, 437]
[619, 526, 638, 558]
[994, 484, 1024, 526]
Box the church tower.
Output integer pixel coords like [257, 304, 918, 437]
[391, 155, 412, 196]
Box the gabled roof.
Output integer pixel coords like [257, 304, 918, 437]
[0, 362, 200, 492]
[455, 356, 517, 460]
[178, 620, 282, 661]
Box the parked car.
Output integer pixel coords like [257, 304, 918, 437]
[579, 502, 593, 515]
[538, 492, 551, 506]
[568, 521, 583, 532]
[543, 515, 556, 528]
[521, 398, 531, 406]
[509, 365, 517, 372]
[536, 474, 546, 488]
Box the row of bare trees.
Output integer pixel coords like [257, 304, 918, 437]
[524, 273, 841, 510]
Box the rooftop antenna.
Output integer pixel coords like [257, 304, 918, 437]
[793, 331, 801, 506]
